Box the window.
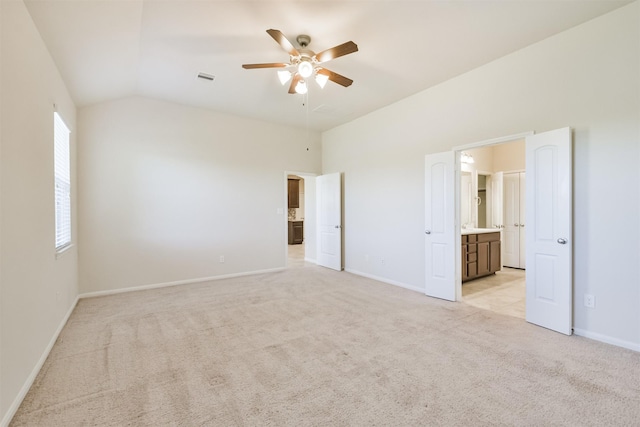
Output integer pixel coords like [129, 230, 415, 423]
[54, 112, 71, 251]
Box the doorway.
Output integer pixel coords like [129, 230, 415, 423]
[458, 141, 526, 319]
[425, 127, 573, 334]
[284, 172, 317, 268]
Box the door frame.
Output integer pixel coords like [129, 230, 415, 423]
[284, 171, 317, 266]
[452, 131, 533, 301]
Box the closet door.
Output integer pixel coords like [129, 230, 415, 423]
[519, 172, 526, 268]
[503, 173, 520, 268]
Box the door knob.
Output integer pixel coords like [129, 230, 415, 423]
[557, 238, 567, 244]
[520, 224, 525, 227]
[514, 223, 519, 227]
[334, 225, 341, 229]
[425, 230, 431, 234]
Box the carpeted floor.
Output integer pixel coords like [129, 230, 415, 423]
[10, 266, 640, 426]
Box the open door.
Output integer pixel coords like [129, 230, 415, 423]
[525, 127, 573, 335]
[316, 173, 342, 271]
[425, 152, 456, 301]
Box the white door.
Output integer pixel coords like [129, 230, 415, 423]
[491, 171, 504, 267]
[491, 172, 504, 229]
[316, 172, 342, 271]
[503, 172, 526, 268]
[519, 172, 526, 267]
[525, 127, 573, 335]
[503, 173, 521, 267]
[425, 152, 456, 301]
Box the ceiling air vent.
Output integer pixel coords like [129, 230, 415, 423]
[197, 72, 215, 81]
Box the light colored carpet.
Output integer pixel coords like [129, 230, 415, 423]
[11, 266, 640, 426]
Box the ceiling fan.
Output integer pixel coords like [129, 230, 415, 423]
[242, 29, 358, 95]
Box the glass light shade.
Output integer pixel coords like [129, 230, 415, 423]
[298, 61, 313, 78]
[277, 70, 292, 85]
[295, 80, 308, 94]
[461, 153, 475, 164]
[315, 72, 329, 88]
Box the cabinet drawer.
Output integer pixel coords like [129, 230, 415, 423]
[467, 234, 477, 243]
[467, 252, 477, 263]
[478, 232, 500, 243]
[467, 243, 477, 253]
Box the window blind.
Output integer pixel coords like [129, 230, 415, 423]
[54, 112, 71, 250]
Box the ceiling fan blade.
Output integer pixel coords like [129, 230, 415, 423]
[319, 68, 354, 87]
[315, 41, 358, 63]
[288, 74, 302, 94]
[267, 29, 300, 57]
[242, 63, 289, 69]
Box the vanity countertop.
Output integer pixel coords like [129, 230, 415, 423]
[461, 227, 500, 235]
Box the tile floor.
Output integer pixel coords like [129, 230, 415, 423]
[461, 267, 526, 319]
[287, 243, 307, 268]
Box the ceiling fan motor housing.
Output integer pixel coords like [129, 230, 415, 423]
[296, 34, 311, 48]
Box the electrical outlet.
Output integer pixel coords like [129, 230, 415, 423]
[584, 294, 595, 309]
[381, 258, 385, 265]
[219, 255, 225, 263]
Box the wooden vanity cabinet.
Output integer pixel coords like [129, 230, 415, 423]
[288, 221, 303, 244]
[462, 232, 501, 282]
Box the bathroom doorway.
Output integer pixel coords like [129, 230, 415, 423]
[458, 140, 527, 319]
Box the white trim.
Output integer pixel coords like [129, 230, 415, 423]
[78, 268, 285, 299]
[1, 296, 80, 427]
[573, 328, 640, 353]
[452, 131, 534, 151]
[345, 268, 424, 294]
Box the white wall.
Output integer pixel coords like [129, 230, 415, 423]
[0, 0, 78, 423]
[322, 3, 639, 348]
[78, 96, 321, 294]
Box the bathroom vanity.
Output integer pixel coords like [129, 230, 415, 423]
[462, 229, 501, 282]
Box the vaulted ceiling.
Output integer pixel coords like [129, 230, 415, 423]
[24, 0, 630, 131]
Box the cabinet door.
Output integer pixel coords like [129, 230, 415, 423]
[293, 222, 304, 243]
[462, 244, 468, 281]
[477, 241, 490, 276]
[490, 240, 501, 273]
[288, 179, 299, 208]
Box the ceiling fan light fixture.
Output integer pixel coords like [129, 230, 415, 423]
[298, 61, 313, 78]
[315, 71, 329, 89]
[295, 80, 308, 94]
[277, 70, 292, 85]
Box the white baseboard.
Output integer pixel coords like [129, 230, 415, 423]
[79, 267, 286, 299]
[345, 268, 424, 294]
[1, 296, 80, 427]
[573, 328, 640, 353]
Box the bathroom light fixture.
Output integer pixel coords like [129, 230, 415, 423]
[461, 152, 475, 164]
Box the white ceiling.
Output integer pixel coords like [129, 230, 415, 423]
[24, 0, 630, 132]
